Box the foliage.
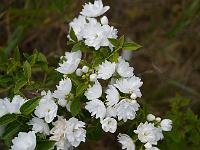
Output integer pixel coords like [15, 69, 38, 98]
[160, 96, 200, 150]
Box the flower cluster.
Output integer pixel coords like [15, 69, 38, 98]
[0, 1, 172, 150]
[69, 0, 117, 50]
[118, 114, 172, 150]
[50, 117, 86, 149]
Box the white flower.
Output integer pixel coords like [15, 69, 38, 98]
[114, 76, 143, 98]
[56, 51, 82, 74]
[50, 116, 72, 150]
[53, 78, 72, 106]
[65, 117, 86, 147]
[69, 15, 86, 40]
[35, 91, 58, 123]
[82, 66, 89, 73]
[106, 106, 117, 118]
[90, 73, 97, 82]
[11, 131, 36, 150]
[117, 57, 134, 78]
[101, 24, 118, 49]
[85, 99, 106, 119]
[101, 117, 117, 133]
[84, 81, 102, 100]
[105, 85, 119, 106]
[160, 119, 172, 131]
[97, 60, 116, 80]
[0, 98, 8, 117]
[101, 16, 108, 25]
[155, 117, 161, 122]
[80, 0, 110, 17]
[118, 133, 135, 150]
[76, 68, 82, 76]
[82, 19, 117, 50]
[134, 122, 164, 146]
[28, 117, 50, 135]
[3, 95, 27, 114]
[147, 114, 156, 122]
[116, 99, 140, 122]
[82, 19, 103, 50]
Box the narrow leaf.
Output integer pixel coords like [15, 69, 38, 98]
[0, 114, 16, 125]
[76, 83, 88, 97]
[119, 35, 125, 47]
[69, 28, 78, 42]
[14, 78, 27, 94]
[23, 61, 31, 80]
[14, 47, 20, 63]
[36, 140, 56, 150]
[2, 122, 21, 146]
[123, 42, 142, 51]
[20, 96, 41, 115]
[70, 98, 81, 116]
[108, 38, 119, 47]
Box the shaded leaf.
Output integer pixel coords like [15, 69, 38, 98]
[23, 61, 31, 80]
[69, 28, 78, 42]
[14, 78, 27, 94]
[0, 114, 16, 125]
[70, 98, 81, 116]
[36, 140, 56, 150]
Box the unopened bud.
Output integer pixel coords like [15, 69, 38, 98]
[101, 16, 108, 25]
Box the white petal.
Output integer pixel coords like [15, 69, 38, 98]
[97, 60, 116, 80]
[84, 81, 102, 100]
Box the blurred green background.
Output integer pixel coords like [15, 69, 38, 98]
[0, 0, 199, 149]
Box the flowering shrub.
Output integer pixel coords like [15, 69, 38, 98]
[0, 1, 173, 150]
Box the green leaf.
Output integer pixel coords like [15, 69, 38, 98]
[36, 140, 56, 150]
[122, 42, 142, 51]
[108, 38, 119, 47]
[23, 61, 31, 80]
[28, 51, 38, 66]
[119, 35, 125, 47]
[0, 76, 12, 87]
[20, 96, 41, 116]
[69, 28, 78, 42]
[2, 122, 21, 146]
[14, 47, 20, 63]
[76, 83, 88, 97]
[37, 53, 48, 71]
[37, 52, 48, 63]
[7, 60, 19, 74]
[72, 41, 91, 52]
[70, 98, 81, 116]
[0, 114, 17, 125]
[14, 78, 27, 94]
[87, 122, 102, 140]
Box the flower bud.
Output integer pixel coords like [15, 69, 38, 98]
[82, 66, 89, 73]
[101, 16, 108, 25]
[130, 93, 137, 99]
[90, 74, 97, 81]
[155, 117, 161, 122]
[76, 68, 82, 76]
[160, 119, 172, 131]
[147, 114, 156, 121]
